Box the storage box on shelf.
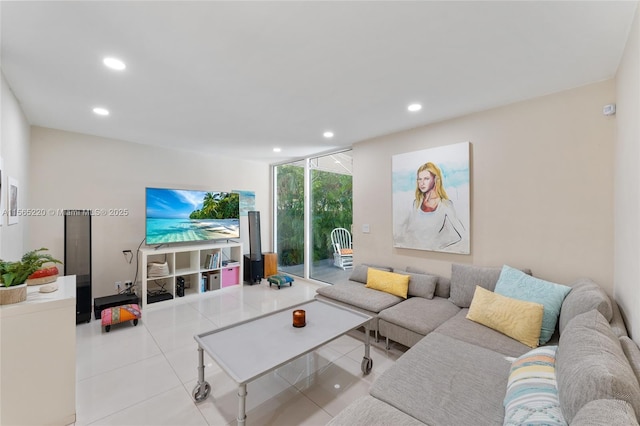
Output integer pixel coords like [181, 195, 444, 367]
[221, 264, 240, 288]
[139, 242, 243, 308]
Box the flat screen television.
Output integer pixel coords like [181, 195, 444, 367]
[145, 187, 240, 245]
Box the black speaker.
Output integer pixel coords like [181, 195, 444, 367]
[248, 211, 262, 261]
[65, 210, 92, 324]
[176, 276, 185, 297]
[244, 255, 264, 284]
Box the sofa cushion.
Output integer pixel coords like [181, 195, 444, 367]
[559, 277, 613, 334]
[365, 269, 410, 298]
[620, 336, 640, 389]
[449, 263, 503, 308]
[494, 265, 571, 344]
[571, 399, 639, 426]
[378, 319, 429, 349]
[449, 264, 535, 309]
[406, 266, 450, 298]
[556, 310, 640, 423]
[370, 332, 511, 425]
[396, 271, 438, 299]
[378, 296, 460, 336]
[349, 264, 393, 284]
[610, 301, 629, 338]
[467, 286, 544, 348]
[434, 309, 532, 358]
[326, 395, 424, 426]
[315, 281, 403, 313]
[503, 345, 566, 425]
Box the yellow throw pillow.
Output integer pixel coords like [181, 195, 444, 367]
[466, 286, 544, 348]
[365, 269, 410, 299]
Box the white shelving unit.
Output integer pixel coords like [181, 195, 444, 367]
[139, 241, 243, 309]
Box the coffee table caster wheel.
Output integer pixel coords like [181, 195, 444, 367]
[361, 357, 373, 375]
[192, 382, 211, 402]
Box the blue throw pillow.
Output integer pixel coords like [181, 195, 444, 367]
[494, 265, 571, 344]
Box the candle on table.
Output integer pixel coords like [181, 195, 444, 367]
[293, 309, 306, 327]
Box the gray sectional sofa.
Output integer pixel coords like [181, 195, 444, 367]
[316, 263, 640, 425]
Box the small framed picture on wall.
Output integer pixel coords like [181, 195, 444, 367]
[8, 176, 18, 225]
[0, 156, 3, 226]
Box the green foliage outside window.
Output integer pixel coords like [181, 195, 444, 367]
[277, 165, 352, 266]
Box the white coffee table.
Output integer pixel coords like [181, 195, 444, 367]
[192, 299, 373, 425]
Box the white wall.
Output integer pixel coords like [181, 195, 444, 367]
[614, 5, 640, 341]
[29, 127, 270, 299]
[353, 80, 616, 294]
[0, 72, 30, 260]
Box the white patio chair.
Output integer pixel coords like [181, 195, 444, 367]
[331, 227, 353, 270]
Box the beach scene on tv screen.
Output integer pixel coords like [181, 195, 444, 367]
[146, 188, 240, 244]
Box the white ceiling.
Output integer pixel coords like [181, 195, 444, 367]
[1, 1, 636, 163]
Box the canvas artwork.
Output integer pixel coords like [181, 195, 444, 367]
[8, 176, 18, 225]
[392, 141, 470, 254]
[233, 190, 256, 216]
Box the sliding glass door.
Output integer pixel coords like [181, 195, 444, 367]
[274, 150, 352, 284]
[274, 160, 305, 278]
[309, 152, 352, 282]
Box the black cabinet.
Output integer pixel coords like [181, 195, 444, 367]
[64, 210, 92, 323]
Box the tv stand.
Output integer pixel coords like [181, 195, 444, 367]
[138, 241, 243, 309]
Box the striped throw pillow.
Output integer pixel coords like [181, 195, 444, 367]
[503, 345, 567, 426]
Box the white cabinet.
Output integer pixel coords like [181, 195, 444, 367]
[138, 242, 243, 308]
[0, 276, 77, 426]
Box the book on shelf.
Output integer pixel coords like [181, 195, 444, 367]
[201, 273, 207, 292]
[222, 259, 240, 267]
[204, 252, 222, 269]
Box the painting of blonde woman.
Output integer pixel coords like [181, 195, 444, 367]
[393, 142, 470, 254]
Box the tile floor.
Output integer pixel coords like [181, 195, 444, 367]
[75, 279, 406, 426]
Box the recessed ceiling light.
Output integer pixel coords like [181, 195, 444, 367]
[273, 147, 282, 153]
[323, 131, 334, 138]
[407, 103, 422, 112]
[93, 107, 110, 116]
[103, 57, 126, 71]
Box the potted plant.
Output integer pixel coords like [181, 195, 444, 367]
[0, 248, 62, 305]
